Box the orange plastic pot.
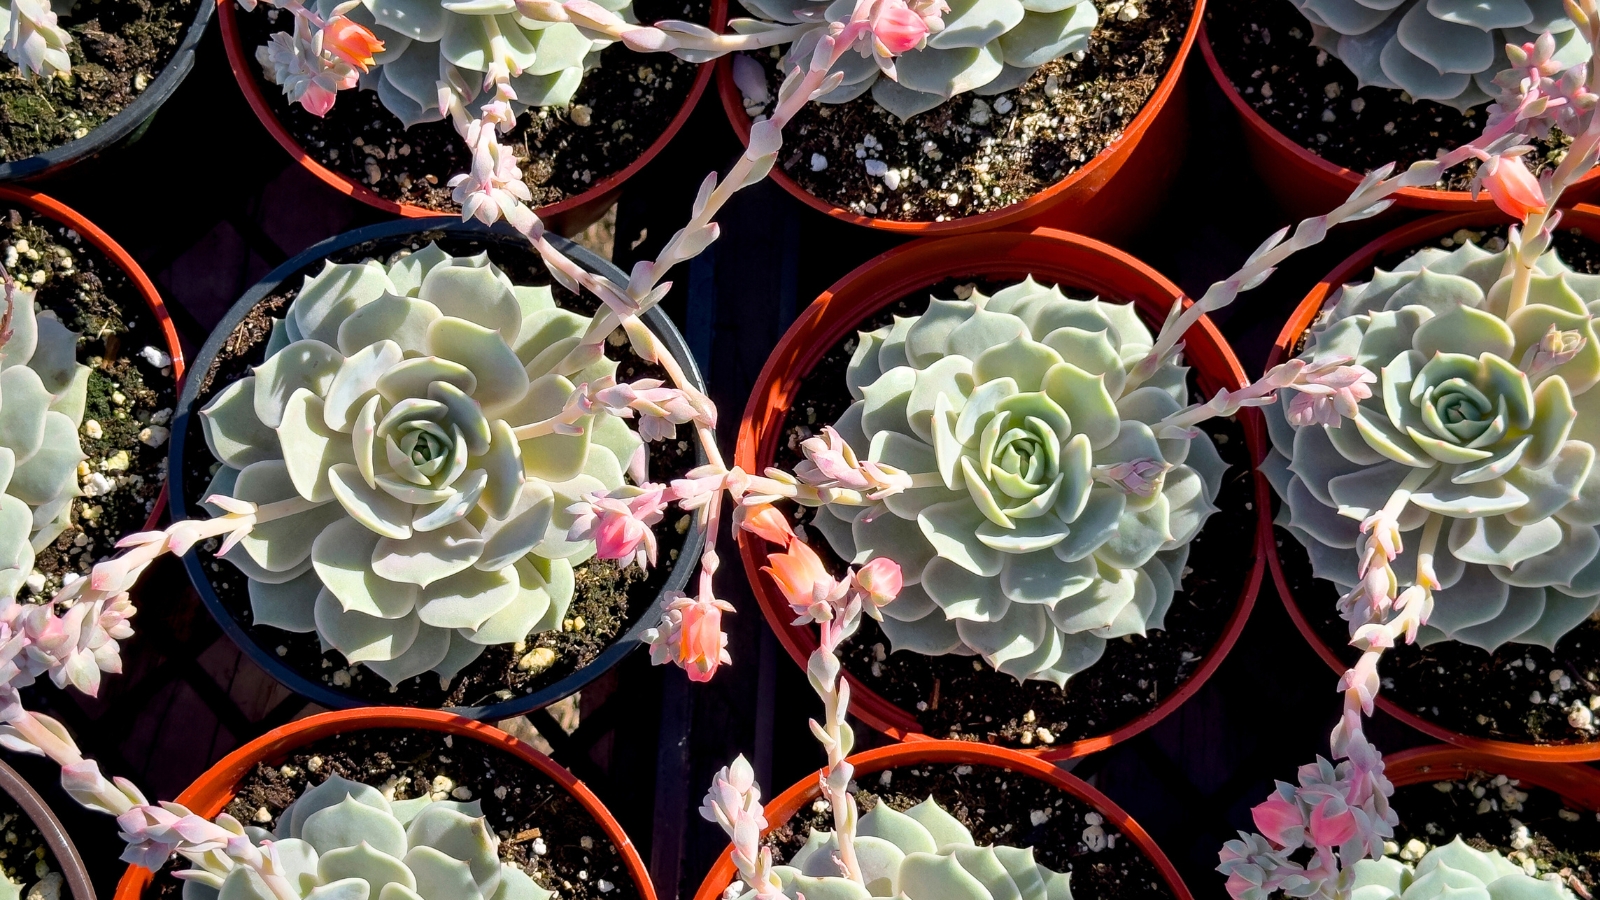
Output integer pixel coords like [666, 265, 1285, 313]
[713, 3, 1203, 240]
[0, 186, 186, 532]
[691, 740, 1193, 900]
[113, 707, 655, 900]
[1384, 744, 1600, 807]
[218, 0, 724, 233]
[1263, 206, 1600, 763]
[734, 227, 1267, 759]
[1197, 25, 1600, 220]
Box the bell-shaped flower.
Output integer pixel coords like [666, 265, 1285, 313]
[320, 16, 384, 72]
[764, 539, 848, 625]
[1481, 155, 1546, 221]
[1250, 790, 1305, 849]
[851, 556, 902, 611]
[736, 502, 795, 546]
[644, 591, 735, 682]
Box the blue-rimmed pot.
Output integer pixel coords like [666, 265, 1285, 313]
[167, 216, 706, 719]
[0, 0, 214, 181]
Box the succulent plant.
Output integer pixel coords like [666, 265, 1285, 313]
[0, 289, 90, 602]
[1289, 0, 1589, 111]
[737, 797, 1073, 900]
[738, 0, 1099, 120]
[198, 242, 643, 686]
[302, 0, 626, 127]
[1264, 238, 1600, 652]
[0, 0, 74, 78]
[807, 277, 1227, 685]
[1350, 837, 1572, 900]
[177, 773, 551, 900]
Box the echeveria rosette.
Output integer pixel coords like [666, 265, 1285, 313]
[737, 797, 1074, 900]
[1349, 838, 1572, 900]
[199, 242, 643, 686]
[741, 0, 1099, 120]
[1289, 0, 1588, 111]
[305, 0, 626, 127]
[1264, 238, 1600, 652]
[810, 278, 1227, 685]
[0, 289, 91, 602]
[178, 773, 551, 900]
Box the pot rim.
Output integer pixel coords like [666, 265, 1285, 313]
[712, 0, 1206, 235]
[0, 185, 187, 532]
[1195, 24, 1600, 210]
[1383, 743, 1600, 808]
[0, 757, 96, 900]
[1262, 205, 1600, 763]
[689, 739, 1194, 900]
[0, 0, 214, 182]
[166, 216, 706, 720]
[111, 706, 656, 900]
[217, 0, 724, 222]
[733, 225, 1267, 759]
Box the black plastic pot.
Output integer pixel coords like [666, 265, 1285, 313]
[0, 0, 214, 181]
[0, 757, 95, 899]
[167, 217, 706, 720]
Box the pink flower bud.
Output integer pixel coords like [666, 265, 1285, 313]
[852, 557, 902, 608]
[1250, 792, 1304, 849]
[1308, 797, 1359, 848]
[871, 0, 928, 54]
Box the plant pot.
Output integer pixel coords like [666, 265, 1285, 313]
[1384, 744, 1600, 807]
[690, 740, 1193, 900]
[0, 186, 186, 535]
[1263, 206, 1600, 763]
[713, 0, 1202, 240]
[167, 216, 705, 719]
[112, 706, 655, 900]
[0, 0, 214, 182]
[218, 0, 724, 233]
[1197, 25, 1600, 221]
[734, 226, 1267, 759]
[0, 757, 95, 900]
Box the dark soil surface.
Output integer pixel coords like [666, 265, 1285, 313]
[148, 727, 639, 900]
[236, 0, 708, 212]
[734, 0, 1192, 222]
[1273, 224, 1600, 749]
[1389, 771, 1600, 895]
[0, 206, 177, 603]
[1206, 0, 1571, 193]
[758, 762, 1174, 900]
[0, 0, 194, 164]
[765, 280, 1257, 749]
[0, 787, 55, 898]
[179, 230, 696, 709]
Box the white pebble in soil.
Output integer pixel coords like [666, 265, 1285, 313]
[810, 154, 828, 172]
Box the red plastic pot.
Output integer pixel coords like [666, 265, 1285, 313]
[714, 4, 1204, 240]
[692, 740, 1193, 900]
[1264, 206, 1600, 764]
[218, 0, 725, 233]
[1384, 744, 1600, 808]
[0, 757, 95, 900]
[1198, 25, 1600, 220]
[113, 707, 654, 900]
[0, 186, 186, 532]
[734, 226, 1267, 759]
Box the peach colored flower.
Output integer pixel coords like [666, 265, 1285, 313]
[852, 557, 902, 610]
[322, 16, 384, 72]
[1482, 155, 1545, 221]
[764, 540, 846, 623]
[737, 503, 795, 546]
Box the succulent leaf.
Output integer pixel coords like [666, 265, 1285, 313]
[1268, 238, 1600, 652]
[815, 280, 1224, 684]
[180, 775, 551, 900]
[199, 245, 640, 685]
[742, 798, 1071, 900]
